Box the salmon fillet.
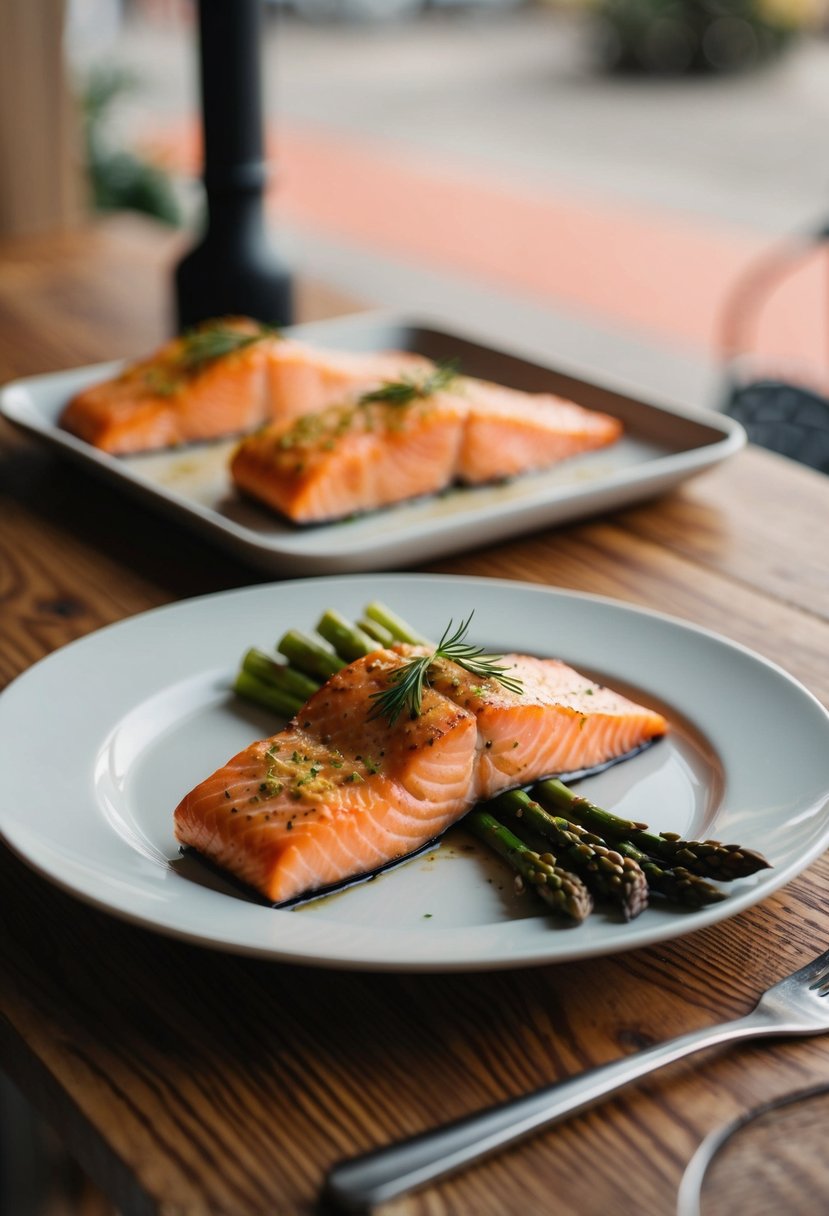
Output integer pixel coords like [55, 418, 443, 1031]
[174, 649, 477, 903]
[457, 378, 622, 483]
[174, 647, 667, 904]
[229, 370, 623, 523]
[59, 317, 276, 455]
[229, 391, 467, 523]
[59, 317, 434, 455]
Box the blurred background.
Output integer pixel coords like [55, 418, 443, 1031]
[3, 0, 829, 419]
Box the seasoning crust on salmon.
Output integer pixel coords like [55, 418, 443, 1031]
[173, 646, 667, 905]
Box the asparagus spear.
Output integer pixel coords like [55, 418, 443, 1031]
[233, 669, 304, 719]
[241, 647, 321, 703]
[315, 610, 377, 662]
[357, 616, 395, 647]
[234, 617, 372, 718]
[489, 788, 649, 920]
[615, 841, 727, 908]
[533, 778, 771, 879]
[466, 809, 593, 923]
[276, 628, 345, 681]
[363, 600, 430, 645]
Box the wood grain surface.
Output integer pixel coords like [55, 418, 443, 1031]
[1, 217, 828, 1216]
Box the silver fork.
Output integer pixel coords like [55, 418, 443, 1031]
[323, 948, 829, 1213]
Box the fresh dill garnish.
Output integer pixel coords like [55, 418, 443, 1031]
[358, 359, 459, 408]
[177, 320, 278, 373]
[369, 613, 523, 727]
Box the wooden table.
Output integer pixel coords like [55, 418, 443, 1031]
[2, 216, 828, 1216]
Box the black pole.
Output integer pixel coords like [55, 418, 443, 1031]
[174, 0, 293, 331]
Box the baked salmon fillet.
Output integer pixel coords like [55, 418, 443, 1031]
[59, 317, 277, 455]
[229, 389, 467, 524]
[173, 647, 667, 904]
[59, 316, 434, 455]
[229, 366, 623, 523]
[174, 649, 477, 903]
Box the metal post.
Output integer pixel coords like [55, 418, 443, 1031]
[174, 0, 293, 330]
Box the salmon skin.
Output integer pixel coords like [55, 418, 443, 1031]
[173, 647, 667, 906]
[230, 369, 622, 524]
[59, 316, 433, 456]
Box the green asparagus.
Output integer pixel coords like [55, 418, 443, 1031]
[357, 616, 395, 647]
[315, 610, 377, 662]
[533, 778, 771, 880]
[233, 669, 304, 719]
[276, 628, 345, 681]
[489, 788, 649, 920]
[362, 600, 430, 645]
[615, 841, 727, 908]
[466, 809, 593, 922]
[241, 647, 321, 703]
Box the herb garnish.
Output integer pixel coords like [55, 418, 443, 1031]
[357, 360, 459, 408]
[178, 320, 278, 374]
[369, 614, 523, 727]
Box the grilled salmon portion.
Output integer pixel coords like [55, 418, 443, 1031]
[174, 649, 478, 903]
[229, 368, 623, 523]
[230, 390, 467, 524]
[457, 379, 623, 484]
[59, 317, 276, 455]
[174, 647, 667, 905]
[59, 317, 434, 456]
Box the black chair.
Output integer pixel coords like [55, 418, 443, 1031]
[720, 221, 829, 475]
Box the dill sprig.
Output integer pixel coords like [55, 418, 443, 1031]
[178, 320, 278, 373]
[358, 359, 459, 408]
[369, 614, 523, 727]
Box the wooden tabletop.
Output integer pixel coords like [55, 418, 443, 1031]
[2, 216, 828, 1216]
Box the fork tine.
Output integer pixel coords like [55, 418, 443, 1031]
[791, 947, 829, 985]
[809, 970, 829, 994]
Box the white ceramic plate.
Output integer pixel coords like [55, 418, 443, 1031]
[2, 574, 827, 971]
[0, 313, 744, 575]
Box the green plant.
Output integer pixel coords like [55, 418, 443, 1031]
[589, 0, 819, 73]
[80, 66, 181, 226]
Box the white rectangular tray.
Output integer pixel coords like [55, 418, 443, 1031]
[0, 312, 744, 574]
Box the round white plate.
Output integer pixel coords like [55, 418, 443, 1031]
[2, 574, 828, 971]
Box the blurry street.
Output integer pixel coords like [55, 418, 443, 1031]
[72, 2, 829, 409]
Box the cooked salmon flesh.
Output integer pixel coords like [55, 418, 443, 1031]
[173, 647, 667, 905]
[59, 316, 433, 455]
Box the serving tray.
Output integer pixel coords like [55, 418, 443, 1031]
[0, 312, 744, 574]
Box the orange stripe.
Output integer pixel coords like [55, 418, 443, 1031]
[146, 120, 829, 368]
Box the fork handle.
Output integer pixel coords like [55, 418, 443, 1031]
[323, 1012, 770, 1212]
